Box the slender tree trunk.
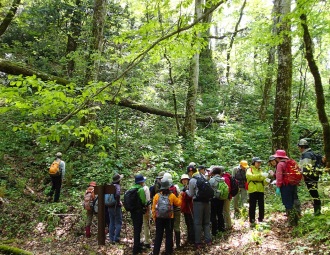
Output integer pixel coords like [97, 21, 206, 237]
[0, 0, 21, 37]
[182, 0, 203, 139]
[259, 4, 277, 121]
[299, 11, 330, 168]
[65, 0, 82, 77]
[272, 0, 292, 152]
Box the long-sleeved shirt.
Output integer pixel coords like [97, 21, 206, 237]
[129, 184, 147, 206]
[275, 160, 287, 188]
[152, 191, 182, 220]
[246, 166, 267, 193]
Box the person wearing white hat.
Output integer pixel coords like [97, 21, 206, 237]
[232, 160, 249, 217]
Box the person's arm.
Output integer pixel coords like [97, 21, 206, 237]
[152, 193, 159, 220]
[186, 178, 196, 198]
[246, 167, 265, 182]
[171, 193, 182, 207]
[276, 162, 284, 187]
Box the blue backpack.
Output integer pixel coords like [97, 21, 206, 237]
[105, 193, 116, 207]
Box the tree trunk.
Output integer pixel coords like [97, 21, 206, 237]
[182, 0, 203, 139]
[299, 11, 330, 168]
[272, 0, 292, 152]
[259, 4, 277, 121]
[0, 0, 21, 37]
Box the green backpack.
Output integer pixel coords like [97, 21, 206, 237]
[214, 178, 229, 200]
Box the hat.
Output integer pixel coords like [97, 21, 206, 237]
[298, 139, 308, 146]
[252, 157, 263, 163]
[112, 173, 123, 183]
[135, 174, 146, 184]
[180, 174, 190, 183]
[239, 160, 249, 168]
[56, 152, 62, 157]
[160, 179, 171, 190]
[89, 181, 97, 187]
[207, 165, 215, 171]
[189, 162, 196, 167]
[272, 150, 289, 159]
[268, 155, 276, 161]
[162, 173, 173, 183]
[156, 171, 165, 179]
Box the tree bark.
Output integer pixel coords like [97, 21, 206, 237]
[0, 59, 224, 124]
[272, 0, 292, 152]
[0, 0, 21, 37]
[299, 12, 330, 168]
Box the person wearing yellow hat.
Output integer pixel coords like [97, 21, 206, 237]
[232, 160, 249, 217]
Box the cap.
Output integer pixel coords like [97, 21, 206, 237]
[198, 165, 206, 171]
[239, 160, 249, 168]
[298, 139, 308, 146]
[252, 157, 263, 163]
[272, 150, 289, 159]
[268, 155, 276, 161]
[56, 152, 62, 157]
[135, 174, 146, 184]
[189, 162, 196, 167]
[156, 171, 165, 179]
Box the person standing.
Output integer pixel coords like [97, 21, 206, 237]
[84, 181, 97, 238]
[297, 139, 322, 215]
[186, 165, 212, 249]
[222, 168, 233, 230]
[209, 166, 226, 236]
[141, 180, 152, 248]
[108, 173, 124, 244]
[273, 150, 299, 226]
[150, 171, 165, 202]
[151, 179, 182, 255]
[129, 174, 148, 255]
[232, 160, 249, 217]
[246, 157, 268, 227]
[48, 152, 65, 202]
[180, 174, 194, 245]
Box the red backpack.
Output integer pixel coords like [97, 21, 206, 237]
[284, 159, 303, 185]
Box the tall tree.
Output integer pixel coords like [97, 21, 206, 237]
[298, 2, 330, 168]
[0, 0, 21, 37]
[272, 0, 292, 152]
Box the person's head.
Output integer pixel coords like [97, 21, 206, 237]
[135, 174, 146, 186]
[180, 174, 190, 186]
[112, 173, 123, 184]
[272, 150, 289, 162]
[160, 179, 171, 194]
[186, 165, 197, 178]
[198, 165, 206, 175]
[162, 172, 173, 184]
[268, 155, 277, 167]
[239, 160, 249, 170]
[55, 152, 62, 158]
[211, 166, 225, 176]
[251, 157, 262, 168]
[189, 162, 197, 168]
[89, 181, 97, 187]
[156, 171, 165, 183]
[297, 139, 309, 151]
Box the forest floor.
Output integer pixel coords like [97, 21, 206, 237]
[4, 201, 329, 255]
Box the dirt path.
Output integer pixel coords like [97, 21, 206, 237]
[9, 209, 320, 255]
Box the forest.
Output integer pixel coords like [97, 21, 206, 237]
[0, 0, 330, 254]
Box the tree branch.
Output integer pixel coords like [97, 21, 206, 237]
[0, 0, 21, 37]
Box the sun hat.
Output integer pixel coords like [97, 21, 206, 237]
[112, 173, 123, 183]
[180, 174, 190, 183]
[56, 152, 62, 157]
[239, 160, 249, 168]
[297, 139, 308, 146]
[135, 174, 146, 184]
[272, 150, 289, 159]
[160, 179, 171, 190]
[156, 171, 165, 179]
[252, 157, 263, 163]
[89, 181, 97, 187]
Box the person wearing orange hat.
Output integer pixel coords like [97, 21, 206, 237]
[232, 160, 249, 217]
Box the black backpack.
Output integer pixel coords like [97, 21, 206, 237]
[194, 175, 214, 202]
[123, 188, 143, 212]
[229, 175, 239, 197]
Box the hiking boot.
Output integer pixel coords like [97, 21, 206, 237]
[85, 226, 91, 238]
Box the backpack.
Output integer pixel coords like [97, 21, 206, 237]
[284, 159, 303, 185]
[83, 186, 95, 211]
[93, 196, 99, 214]
[123, 188, 143, 212]
[105, 193, 116, 207]
[155, 194, 173, 218]
[214, 178, 229, 200]
[194, 175, 214, 202]
[313, 153, 324, 169]
[229, 176, 239, 197]
[49, 160, 61, 176]
[169, 185, 178, 197]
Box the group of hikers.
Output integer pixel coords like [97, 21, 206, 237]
[80, 138, 325, 255]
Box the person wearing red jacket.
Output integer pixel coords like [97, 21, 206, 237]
[180, 174, 194, 244]
[222, 167, 233, 230]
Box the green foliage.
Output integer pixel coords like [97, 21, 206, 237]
[0, 244, 33, 255]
